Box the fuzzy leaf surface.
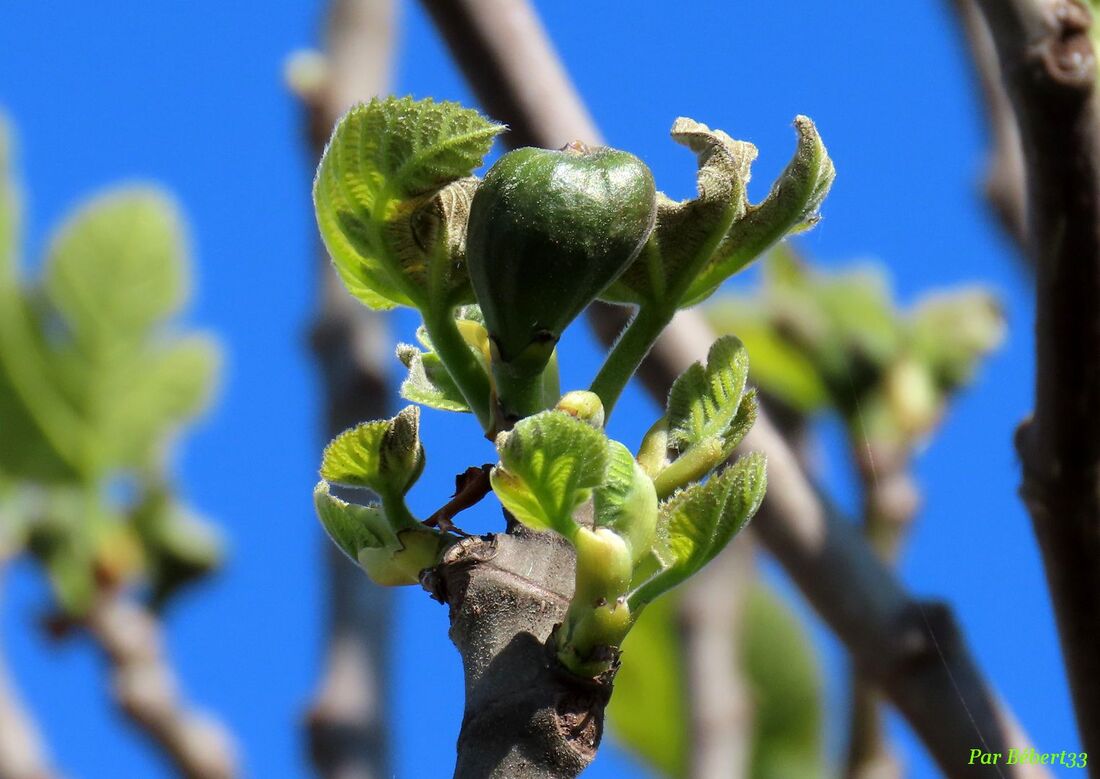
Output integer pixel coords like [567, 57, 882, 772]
[491, 410, 609, 536]
[313, 97, 503, 310]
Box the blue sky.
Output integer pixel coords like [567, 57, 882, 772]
[0, 1, 1076, 777]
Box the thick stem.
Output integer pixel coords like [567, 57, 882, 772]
[423, 530, 610, 779]
[589, 306, 669, 417]
[423, 311, 493, 432]
[86, 593, 237, 779]
[974, 0, 1100, 757]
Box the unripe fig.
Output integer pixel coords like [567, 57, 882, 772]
[467, 142, 657, 368]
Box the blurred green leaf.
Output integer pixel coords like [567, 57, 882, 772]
[608, 584, 824, 779]
[490, 410, 609, 536]
[607, 594, 689, 778]
[705, 303, 829, 413]
[743, 586, 824, 779]
[44, 189, 187, 345]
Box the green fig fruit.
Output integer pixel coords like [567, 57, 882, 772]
[467, 142, 657, 369]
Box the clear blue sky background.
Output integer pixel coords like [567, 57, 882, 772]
[0, 1, 1077, 777]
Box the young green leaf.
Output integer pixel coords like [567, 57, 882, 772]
[651, 336, 757, 498]
[682, 116, 835, 307]
[602, 117, 754, 308]
[321, 406, 425, 500]
[313, 97, 504, 311]
[314, 481, 446, 586]
[631, 452, 767, 609]
[594, 441, 657, 562]
[667, 335, 750, 451]
[490, 410, 609, 536]
[706, 297, 830, 414]
[313, 481, 388, 560]
[397, 342, 470, 413]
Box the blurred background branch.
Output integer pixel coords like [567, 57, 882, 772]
[86, 592, 236, 779]
[288, 0, 397, 776]
[951, 0, 1028, 249]
[0, 551, 59, 779]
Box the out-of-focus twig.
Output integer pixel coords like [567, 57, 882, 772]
[423, 0, 1048, 774]
[845, 441, 917, 779]
[291, 1, 398, 776]
[950, 0, 1028, 248]
[679, 537, 754, 779]
[85, 592, 236, 779]
[0, 555, 60, 779]
[972, 0, 1100, 757]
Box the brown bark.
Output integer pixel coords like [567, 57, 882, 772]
[973, 0, 1100, 760]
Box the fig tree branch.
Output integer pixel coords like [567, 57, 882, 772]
[292, 0, 398, 776]
[972, 0, 1100, 757]
[419, 0, 1049, 774]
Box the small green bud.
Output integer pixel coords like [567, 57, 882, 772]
[555, 390, 606, 429]
[556, 599, 632, 677]
[359, 527, 447, 587]
[379, 406, 425, 495]
[573, 526, 632, 606]
[885, 357, 940, 437]
[467, 143, 657, 369]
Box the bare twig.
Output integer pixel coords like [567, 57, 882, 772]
[679, 537, 754, 779]
[293, 2, 398, 777]
[972, 0, 1100, 757]
[0, 557, 60, 779]
[424, 1, 1048, 774]
[85, 592, 236, 779]
[951, 0, 1028, 248]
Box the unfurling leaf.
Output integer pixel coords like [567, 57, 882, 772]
[682, 116, 835, 306]
[397, 342, 470, 413]
[490, 410, 609, 536]
[631, 452, 766, 609]
[313, 482, 446, 586]
[652, 336, 758, 498]
[603, 117, 754, 307]
[313, 96, 504, 311]
[321, 406, 425, 499]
